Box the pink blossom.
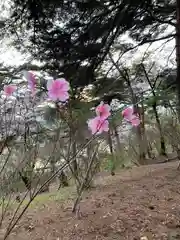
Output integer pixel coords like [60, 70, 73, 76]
[24, 71, 36, 95]
[95, 101, 111, 120]
[122, 106, 134, 121]
[4, 85, 17, 96]
[47, 78, 70, 102]
[87, 116, 109, 135]
[122, 106, 140, 126]
[130, 116, 141, 126]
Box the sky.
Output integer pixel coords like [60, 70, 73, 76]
[0, 31, 175, 71]
[113, 27, 175, 69]
[0, 2, 175, 73]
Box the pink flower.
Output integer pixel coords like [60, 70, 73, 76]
[122, 106, 134, 121]
[24, 71, 36, 95]
[87, 116, 109, 135]
[95, 101, 111, 120]
[47, 78, 70, 102]
[122, 106, 140, 126]
[130, 116, 140, 126]
[4, 85, 17, 96]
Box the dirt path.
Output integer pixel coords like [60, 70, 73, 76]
[5, 161, 180, 240]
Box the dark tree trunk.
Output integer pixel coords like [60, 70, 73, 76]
[72, 140, 78, 178]
[141, 64, 166, 157]
[112, 123, 121, 150]
[136, 108, 146, 164]
[152, 103, 166, 156]
[68, 122, 80, 187]
[107, 130, 115, 176]
[141, 101, 152, 159]
[176, 0, 180, 120]
[50, 158, 56, 174]
[175, 0, 180, 169]
[58, 171, 69, 189]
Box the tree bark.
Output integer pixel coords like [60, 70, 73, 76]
[50, 158, 56, 174]
[176, 0, 180, 120]
[107, 129, 115, 175]
[140, 97, 152, 158]
[72, 141, 78, 175]
[108, 52, 146, 164]
[58, 171, 69, 189]
[141, 64, 166, 156]
[135, 105, 146, 164]
[71, 127, 79, 187]
[112, 122, 121, 151]
[152, 103, 166, 156]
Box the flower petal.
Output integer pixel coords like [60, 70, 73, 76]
[47, 78, 69, 102]
[95, 101, 111, 119]
[131, 117, 140, 126]
[55, 78, 70, 91]
[122, 106, 134, 118]
[57, 91, 69, 102]
[87, 116, 109, 135]
[48, 89, 58, 101]
[4, 85, 17, 96]
[23, 70, 36, 95]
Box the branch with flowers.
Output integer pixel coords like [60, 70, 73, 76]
[0, 69, 142, 239]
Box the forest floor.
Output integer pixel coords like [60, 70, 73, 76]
[4, 161, 180, 240]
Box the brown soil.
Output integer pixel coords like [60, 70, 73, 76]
[5, 161, 180, 240]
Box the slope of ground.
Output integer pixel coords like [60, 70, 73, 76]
[5, 161, 180, 240]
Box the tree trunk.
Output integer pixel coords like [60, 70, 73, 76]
[176, 0, 180, 169]
[152, 103, 166, 156]
[176, 0, 180, 121]
[147, 142, 154, 159]
[70, 127, 79, 188]
[50, 158, 56, 174]
[72, 140, 78, 178]
[58, 171, 69, 189]
[141, 64, 166, 157]
[136, 106, 146, 164]
[140, 98, 152, 159]
[125, 80, 146, 164]
[124, 76, 146, 164]
[112, 122, 121, 150]
[108, 53, 146, 164]
[107, 129, 115, 176]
